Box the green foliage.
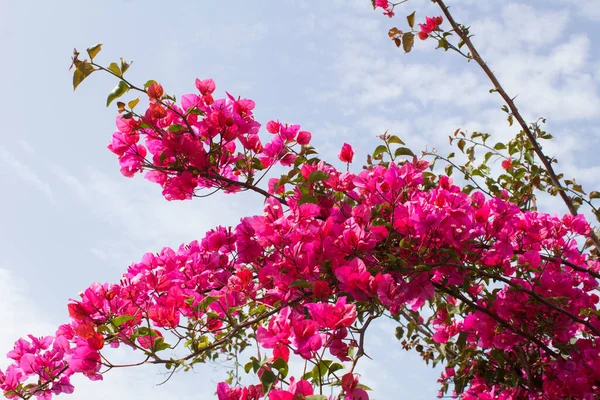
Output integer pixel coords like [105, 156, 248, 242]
[106, 81, 130, 107]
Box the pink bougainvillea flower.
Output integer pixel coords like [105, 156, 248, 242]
[338, 143, 354, 163]
[256, 307, 292, 348]
[296, 130, 312, 145]
[374, 0, 394, 17]
[266, 120, 281, 134]
[418, 16, 443, 40]
[305, 297, 357, 330]
[147, 82, 164, 99]
[501, 159, 514, 170]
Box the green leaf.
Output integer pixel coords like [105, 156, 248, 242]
[402, 32, 415, 53]
[128, 98, 140, 109]
[244, 361, 254, 374]
[308, 170, 329, 184]
[260, 369, 277, 394]
[305, 396, 328, 400]
[387, 135, 405, 145]
[589, 191, 600, 200]
[107, 62, 122, 77]
[573, 184, 586, 194]
[395, 326, 404, 340]
[484, 152, 493, 164]
[394, 147, 414, 158]
[373, 144, 388, 159]
[445, 164, 453, 176]
[152, 338, 171, 352]
[73, 69, 86, 90]
[436, 38, 449, 51]
[299, 194, 318, 205]
[406, 11, 416, 29]
[328, 362, 344, 375]
[186, 106, 206, 116]
[106, 81, 130, 107]
[457, 139, 466, 152]
[112, 315, 134, 327]
[134, 327, 157, 338]
[466, 146, 475, 161]
[271, 357, 289, 379]
[73, 61, 95, 90]
[198, 295, 220, 310]
[289, 280, 312, 288]
[524, 151, 534, 165]
[493, 142, 506, 150]
[120, 57, 131, 74]
[144, 79, 158, 89]
[86, 44, 102, 61]
[168, 124, 187, 133]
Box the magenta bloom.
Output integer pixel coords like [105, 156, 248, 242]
[338, 143, 354, 163]
[418, 16, 443, 40]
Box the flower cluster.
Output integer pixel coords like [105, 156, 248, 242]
[418, 16, 443, 40]
[4, 74, 600, 400]
[108, 79, 310, 200]
[374, 0, 394, 18]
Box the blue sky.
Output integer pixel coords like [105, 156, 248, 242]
[1, 1, 599, 399]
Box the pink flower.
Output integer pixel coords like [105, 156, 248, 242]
[501, 159, 514, 170]
[418, 16, 443, 40]
[266, 120, 281, 134]
[296, 130, 312, 145]
[147, 82, 164, 99]
[68, 341, 101, 377]
[345, 388, 369, 400]
[342, 373, 369, 400]
[374, 0, 394, 17]
[418, 31, 429, 40]
[280, 124, 300, 141]
[256, 307, 292, 348]
[268, 379, 313, 400]
[217, 382, 262, 400]
[305, 297, 357, 330]
[195, 78, 216, 95]
[291, 319, 322, 358]
[338, 143, 354, 163]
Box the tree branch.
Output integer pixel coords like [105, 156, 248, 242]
[432, 282, 560, 359]
[432, 0, 600, 251]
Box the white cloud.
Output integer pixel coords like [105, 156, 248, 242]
[0, 268, 54, 370]
[49, 164, 260, 264]
[551, 0, 600, 20]
[0, 147, 53, 200]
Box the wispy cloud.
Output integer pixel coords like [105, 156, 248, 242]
[0, 146, 53, 200]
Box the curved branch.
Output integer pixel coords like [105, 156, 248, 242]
[432, 282, 560, 359]
[207, 173, 288, 206]
[430, 262, 600, 337]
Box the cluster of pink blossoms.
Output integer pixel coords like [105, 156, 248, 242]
[3, 76, 600, 400]
[373, 2, 443, 40]
[417, 16, 443, 40]
[108, 78, 310, 200]
[374, 0, 395, 18]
